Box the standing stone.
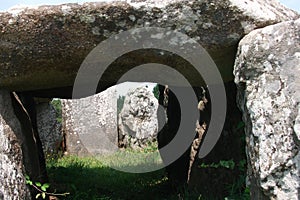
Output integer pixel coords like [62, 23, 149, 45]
[62, 86, 118, 156]
[0, 90, 30, 200]
[118, 86, 159, 149]
[36, 102, 63, 155]
[234, 19, 300, 199]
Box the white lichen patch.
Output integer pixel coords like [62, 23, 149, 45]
[92, 27, 101, 35]
[178, 5, 198, 22]
[174, 5, 199, 32]
[61, 5, 72, 15]
[227, 33, 240, 40]
[128, 14, 136, 22]
[265, 80, 281, 94]
[103, 29, 113, 38]
[240, 21, 256, 34]
[262, 61, 273, 72]
[267, 54, 274, 60]
[202, 22, 214, 29]
[294, 52, 300, 59]
[241, 44, 249, 55]
[169, 36, 179, 46]
[8, 19, 14, 25]
[7, 5, 27, 17]
[80, 15, 96, 23]
[144, 21, 151, 27]
[150, 33, 164, 39]
[126, 0, 181, 9]
[229, 0, 277, 21]
[116, 20, 127, 27]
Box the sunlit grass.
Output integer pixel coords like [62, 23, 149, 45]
[45, 147, 247, 200]
[46, 150, 176, 200]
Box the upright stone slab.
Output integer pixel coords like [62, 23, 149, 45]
[234, 19, 300, 199]
[118, 86, 159, 149]
[62, 86, 118, 156]
[0, 90, 30, 200]
[36, 102, 63, 154]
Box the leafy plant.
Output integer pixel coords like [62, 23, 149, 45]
[199, 159, 235, 170]
[235, 121, 245, 131]
[224, 159, 249, 199]
[51, 99, 62, 123]
[25, 175, 69, 199]
[152, 84, 160, 100]
[199, 158, 249, 199]
[142, 141, 159, 153]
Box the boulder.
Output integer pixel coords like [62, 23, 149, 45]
[62, 86, 118, 156]
[36, 102, 63, 155]
[118, 86, 158, 148]
[0, 90, 30, 200]
[0, 0, 298, 95]
[234, 18, 300, 199]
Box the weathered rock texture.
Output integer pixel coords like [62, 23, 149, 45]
[234, 18, 300, 199]
[0, 90, 30, 200]
[62, 86, 118, 156]
[118, 86, 158, 148]
[0, 0, 299, 198]
[0, 0, 298, 95]
[36, 102, 63, 154]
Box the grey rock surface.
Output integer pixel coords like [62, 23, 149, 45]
[0, 0, 298, 93]
[62, 86, 118, 156]
[234, 18, 300, 199]
[0, 90, 30, 200]
[118, 86, 158, 148]
[36, 102, 63, 154]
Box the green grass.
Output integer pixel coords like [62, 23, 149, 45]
[45, 148, 247, 200]
[46, 153, 202, 200]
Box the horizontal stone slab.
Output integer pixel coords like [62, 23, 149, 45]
[0, 0, 298, 95]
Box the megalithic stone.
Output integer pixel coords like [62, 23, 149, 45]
[0, 90, 31, 200]
[0, 0, 298, 97]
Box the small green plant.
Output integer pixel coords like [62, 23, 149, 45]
[142, 140, 159, 153]
[223, 159, 249, 199]
[235, 121, 245, 131]
[199, 158, 249, 199]
[199, 159, 235, 170]
[152, 84, 160, 100]
[25, 175, 70, 199]
[176, 187, 202, 200]
[51, 99, 62, 123]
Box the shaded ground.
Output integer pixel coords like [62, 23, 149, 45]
[46, 156, 202, 200]
[45, 139, 249, 200]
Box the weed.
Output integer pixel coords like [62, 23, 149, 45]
[25, 175, 69, 199]
[50, 99, 62, 123]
